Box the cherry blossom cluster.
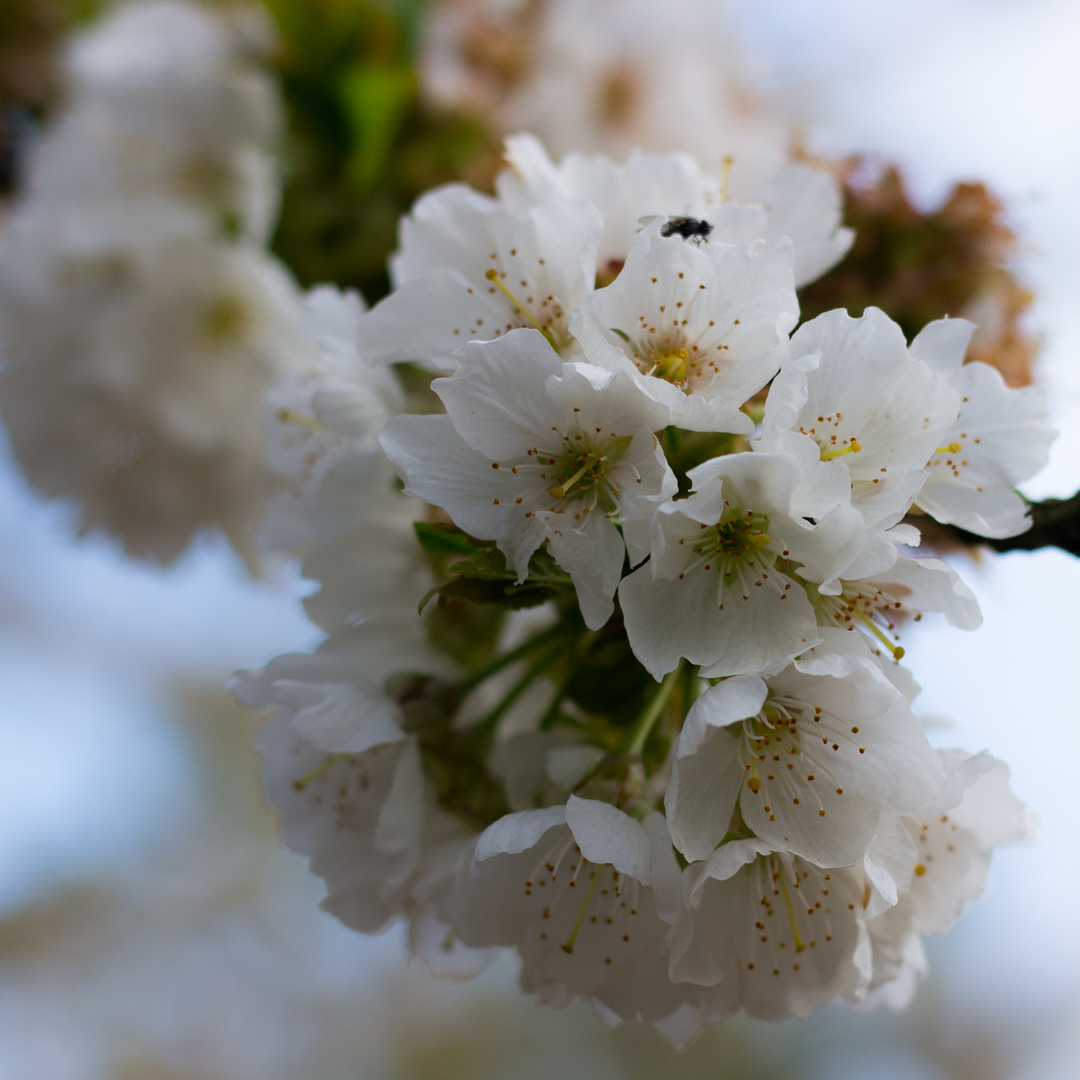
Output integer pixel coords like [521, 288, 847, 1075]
[0, 0, 311, 567]
[237, 133, 1048, 1039]
[420, 0, 790, 179]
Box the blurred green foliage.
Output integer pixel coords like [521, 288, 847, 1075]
[263, 0, 503, 303]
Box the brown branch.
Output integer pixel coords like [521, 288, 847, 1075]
[946, 491, 1080, 557]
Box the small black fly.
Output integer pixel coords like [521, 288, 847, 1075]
[659, 216, 713, 243]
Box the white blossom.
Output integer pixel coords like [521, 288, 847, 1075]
[0, 231, 311, 566]
[667, 839, 874, 1021]
[357, 187, 602, 368]
[908, 317, 1055, 538]
[756, 307, 961, 530]
[262, 286, 406, 554]
[619, 450, 869, 678]
[35, 0, 282, 242]
[452, 796, 689, 1021]
[421, 0, 793, 185]
[570, 220, 797, 433]
[497, 133, 852, 285]
[809, 551, 983, 665]
[666, 643, 946, 867]
[863, 751, 1032, 1004]
[230, 620, 465, 935]
[381, 329, 675, 629]
[0, 0, 297, 568]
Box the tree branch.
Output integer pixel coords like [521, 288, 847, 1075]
[945, 491, 1080, 557]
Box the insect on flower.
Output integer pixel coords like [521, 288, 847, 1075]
[638, 215, 713, 243]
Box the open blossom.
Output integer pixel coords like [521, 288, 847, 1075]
[497, 132, 853, 285]
[570, 220, 797, 433]
[453, 797, 690, 1021]
[381, 328, 674, 629]
[421, 0, 793, 184]
[230, 619, 471, 936]
[756, 307, 961, 530]
[619, 450, 867, 678]
[34, 0, 283, 242]
[666, 639, 946, 867]
[0, 231, 311, 566]
[668, 838, 876, 1023]
[808, 550, 983, 666]
[262, 285, 405, 553]
[862, 751, 1032, 1006]
[357, 187, 602, 368]
[906, 317, 1054, 537]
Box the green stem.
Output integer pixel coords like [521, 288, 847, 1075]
[457, 621, 566, 694]
[682, 664, 704, 713]
[471, 639, 566, 738]
[537, 682, 568, 732]
[622, 666, 681, 757]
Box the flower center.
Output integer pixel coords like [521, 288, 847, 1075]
[551, 449, 607, 501]
[202, 293, 250, 345]
[631, 332, 715, 390]
[483, 267, 569, 353]
[507, 432, 632, 515]
[679, 509, 772, 579]
[812, 585, 907, 661]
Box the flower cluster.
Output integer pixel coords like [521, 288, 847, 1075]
[420, 0, 791, 179]
[237, 134, 1048, 1038]
[0, 0, 310, 567]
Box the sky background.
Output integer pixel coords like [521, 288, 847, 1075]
[3, 1, 1079, 1076]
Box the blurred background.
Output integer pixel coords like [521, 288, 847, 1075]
[2, 0, 1079, 1076]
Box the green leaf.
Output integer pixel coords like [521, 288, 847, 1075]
[421, 544, 574, 611]
[339, 61, 416, 191]
[437, 577, 557, 610]
[447, 548, 516, 581]
[413, 522, 483, 556]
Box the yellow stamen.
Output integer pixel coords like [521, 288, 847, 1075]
[292, 753, 349, 792]
[561, 868, 600, 954]
[854, 607, 905, 661]
[820, 440, 862, 461]
[750, 533, 772, 548]
[277, 408, 332, 434]
[720, 155, 734, 202]
[935, 442, 962, 454]
[776, 862, 807, 954]
[484, 268, 549, 339]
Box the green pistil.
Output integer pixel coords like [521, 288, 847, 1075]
[552, 454, 604, 500]
[561, 868, 600, 954]
[277, 408, 333, 434]
[657, 347, 690, 384]
[775, 860, 807, 954]
[697, 510, 772, 561]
